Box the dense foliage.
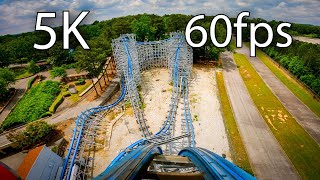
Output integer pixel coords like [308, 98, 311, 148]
[0, 13, 232, 68]
[50, 66, 67, 78]
[0, 14, 319, 67]
[0, 14, 319, 94]
[241, 18, 320, 95]
[263, 43, 320, 95]
[27, 60, 40, 74]
[7, 121, 56, 149]
[27, 76, 36, 89]
[1, 80, 60, 130]
[0, 68, 15, 99]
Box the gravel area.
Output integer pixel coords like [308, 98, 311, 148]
[189, 65, 231, 160]
[93, 114, 141, 176]
[140, 68, 172, 134]
[92, 66, 232, 175]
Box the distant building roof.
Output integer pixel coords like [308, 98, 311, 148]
[17, 145, 63, 180]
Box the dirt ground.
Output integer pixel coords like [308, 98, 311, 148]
[140, 68, 172, 134]
[92, 115, 142, 176]
[91, 66, 231, 175]
[189, 65, 231, 160]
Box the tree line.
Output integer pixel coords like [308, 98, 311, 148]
[0, 14, 319, 94]
[240, 18, 320, 95]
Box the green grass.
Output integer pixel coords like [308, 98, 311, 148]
[76, 81, 92, 94]
[15, 70, 33, 80]
[233, 53, 320, 179]
[244, 42, 320, 118]
[49, 94, 64, 113]
[216, 71, 253, 175]
[2, 81, 60, 130]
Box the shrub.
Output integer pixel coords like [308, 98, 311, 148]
[52, 146, 58, 153]
[49, 94, 64, 113]
[7, 121, 56, 149]
[50, 67, 66, 78]
[75, 79, 85, 85]
[27, 61, 40, 74]
[61, 63, 77, 69]
[40, 112, 53, 118]
[1, 81, 60, 130]
[27, 76, 36, 89]
[0, 68, 16, 95]
[62, 91, 71, 97]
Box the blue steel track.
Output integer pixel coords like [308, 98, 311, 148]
[60, 33, 255, 180]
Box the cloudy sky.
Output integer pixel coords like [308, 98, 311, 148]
[0, 0, 319, 35]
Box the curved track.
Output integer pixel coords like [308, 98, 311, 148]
[60, 33, 255, 180]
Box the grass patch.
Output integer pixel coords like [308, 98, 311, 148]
[244, 42, 320, 117]
[27, 76, 36, 89]
[76, 80, 92, 94]
[68, 94, 79, 103]
[15, 70, 33, 80]
[255, 48, 320, 118]
[233, 53, 320, 179]
[49, 94, 64, 113]
[2, 81, 60, 130]
[216, 71, 253, 175]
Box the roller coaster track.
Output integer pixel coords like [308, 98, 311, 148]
[60, 32, 255, 180]
[60, 81, 126, 180]
[122, 38, 151, 138]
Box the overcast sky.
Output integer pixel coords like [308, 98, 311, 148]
[0, 0, 319, 35]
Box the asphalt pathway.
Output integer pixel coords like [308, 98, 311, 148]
[0, 80, 119, 150]
[221, 51, 299, 179]
[237, 47, 320, 144]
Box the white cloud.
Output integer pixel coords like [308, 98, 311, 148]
[0, 0, 319, 35]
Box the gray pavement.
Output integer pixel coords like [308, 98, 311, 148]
[221, 51, 299, 179]
[0, 80, 119, 150]
[0, 152, 26, 171]
[237, 47, 320, 144]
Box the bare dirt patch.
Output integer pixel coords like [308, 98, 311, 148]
[189, 65, 231, 160]
[140, 68, 172, 133]
[93, 115, 141, 176]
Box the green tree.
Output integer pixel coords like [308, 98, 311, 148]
[50, 67, 67, 78]
[7, 121, 56, 149]
[75, 38, 106, 95]
[131, 15, 155, 41]
[48, 41, 74, 66]
[208, 46, 222, 60]
[27, 60, 40, 74]
[0, 68, 16, 98]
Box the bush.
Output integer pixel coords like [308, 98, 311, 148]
[62, 91, 71, 97]
[49, 94, 64, 113]
[40, 111, 53, 118]
[27, 76, 36, 89]
[50, 67, 66, 78]
[75, 79, 85, 85]
[0, 68, 16, 96]
[27, 61, 40, 74]
[61, 63, 77, 69]
[7, 121, 56, 149]
[52, 146, 58, 153]
[1, 81, 60, 130]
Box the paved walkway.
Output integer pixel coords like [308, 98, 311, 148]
[221, 52, 299, 179]
[237, 47, 320, 144]
[0, 80, 120, 150]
